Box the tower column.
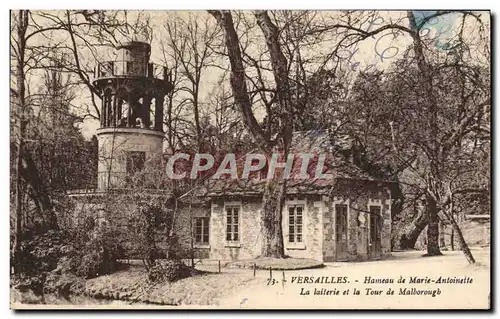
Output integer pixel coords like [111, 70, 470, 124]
[154, 94, 164, 131]
[94, 41, 172, 190]
[105, 93, 113, 127]
[143, 95, 152, 128]
[117, 98, 123, 126]
[100, 96, 106, 126]
[127, 92, 132, 127]
[112, 94, 118, 127]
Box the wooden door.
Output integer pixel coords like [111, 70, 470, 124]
[369, 206, 382, 259]
[335, 204, 348, 260]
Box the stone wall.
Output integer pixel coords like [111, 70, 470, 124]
[282, 197, 324, 261]
[324, 183, 392, 262]
[322, 201, 335, 262]
[206, 196, 324, 261]
[69, 193, 183, 259]
[381, 197, 392, 256]
[209, 199, 262, 260]
[172, 203, 211, 259]
[97, 128, 164, 190]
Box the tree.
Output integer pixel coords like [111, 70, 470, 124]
[10, 9, 146, 272]
[162, 13, 221, 152]
[323, 10, 490, 262]
[286, 10, 489, 262]
[11, 10, 62, 271]
[208, 10, 296, 257]
[208, 10, 344, 257]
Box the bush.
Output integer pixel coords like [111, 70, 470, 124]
[147, 260, 194, 283]
[11, 273, 45, 297]
[43, 271, 85, 297]
[125, 201, 172, 270]
[16, 229, 71, 277]
[11, 212, 126, 304]
[14, 217, 123, 290]
[69, 226, 123, 279]
[12, 230, 74, 297]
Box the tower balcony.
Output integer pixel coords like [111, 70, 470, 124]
[94, 60, 172, 83]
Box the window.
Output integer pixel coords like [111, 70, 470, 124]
[194, 217, 209, 245]
[101, 61, 114, 77]
[226, 206, 240, 242]
[126, 151, 146, 176]
[288, 205, 304, 243]
[126, 61, 134, 75]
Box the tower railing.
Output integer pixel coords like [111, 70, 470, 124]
[94, 61, 172, 82]
[97, 171, 169, 190]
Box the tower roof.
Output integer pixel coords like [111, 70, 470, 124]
[116, 41, 151, 51]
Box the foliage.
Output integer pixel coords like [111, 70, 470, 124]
[12, 229, 75, 296]
[10, 10, 490, 273]
[43, 269, 85, 297]
[72, 233, 122, 279]
[147, 259, 195, 283]
[15, 229, 71, 277]
[69, 215, 123, 279]
[125, 198, 173, 270]
[10, 9, 146, 273]
[12, 213, 123, 298]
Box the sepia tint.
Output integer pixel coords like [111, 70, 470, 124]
[10, 10, 491, 310]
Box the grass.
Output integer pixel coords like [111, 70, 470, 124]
[83, 264, 261, 306]
[226, 257, 324, 270]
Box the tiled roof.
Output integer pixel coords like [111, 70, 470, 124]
[204, 130, 380, 197]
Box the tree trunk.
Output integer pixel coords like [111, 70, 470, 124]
[13, 138, 24, 273]
[425, 195, 442, 256]
[394, 209, 428, 250]
[20, 149, 58, 229]
[260, 179, 286, 257]
[253, 11, 293, 258]
[445, 193, 475, 263]
[142, 205, 158, 270]
[448, 215, 475, 264]
[408, 12, 444, 257]
[451, 227, 455, 250]
[439, 220, 446, 248]
[207, 10, 269, 147]
[12, 10, 29, 274]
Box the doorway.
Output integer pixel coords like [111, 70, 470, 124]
[368, 206, 382, 259]
[335, 204, 348, 261]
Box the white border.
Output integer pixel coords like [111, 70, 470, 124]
[4, 3, 496, 317]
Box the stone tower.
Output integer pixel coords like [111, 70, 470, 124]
[93, 41, 173, 190]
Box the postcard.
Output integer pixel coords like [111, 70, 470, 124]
[10, 9, 491, 310]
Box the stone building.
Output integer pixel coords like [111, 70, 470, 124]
[92, 41, 172, 190]
[174, 131, 394, 262]
[69, 41, 393, 263]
